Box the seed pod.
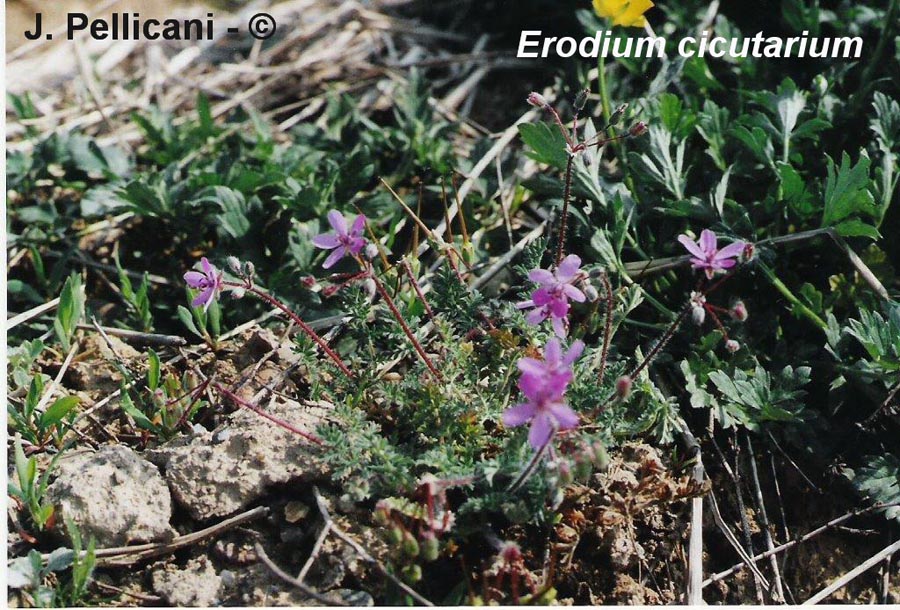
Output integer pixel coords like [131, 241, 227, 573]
[574, 88, 589, 111]
[573, 457, 592, 482]
[609, 103, 628, 126]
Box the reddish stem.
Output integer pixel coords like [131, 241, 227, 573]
[555, 154, 575, 266]
[213, 382, 323, 445]
[225, 281, 354, 379]
[401, 259, 437, 323]
[367, 269, 443, 382]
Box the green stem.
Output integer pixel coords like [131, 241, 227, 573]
[598, 54, 639, 202]
[759, 263, 828, 331]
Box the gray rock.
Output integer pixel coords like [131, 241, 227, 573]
[151, 557, 222, 606]
[46, 445, 175, 546]
[149, 398, 330, 520]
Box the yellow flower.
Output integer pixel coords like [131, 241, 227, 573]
[593, 0, 655, 28]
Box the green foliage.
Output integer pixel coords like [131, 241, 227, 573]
[7, 436, 63, 532]
[844, 454, 900, 522]
[7, 374, 79, 449]
[114, 251, 154, 332]
[53, 274, 85, 352]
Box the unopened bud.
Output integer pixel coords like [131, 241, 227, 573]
[692, 305, 706, 326]
[243, 261, 255, 278]
[402, 531, 420, 557]
[421, 532, 440, 562]
[741, 243, 755, 263]
[556, 460, 574, 486]
[583, 283, 599, 302]
[388, 526, 404, 545]
[402, 564, 422, 583]
[365, 243, 379, 260]
[322, 285, 340, 298]
[574, 456, 592, 482]
[730, 301, 748, 322]
[499, 541, 521, 564]
[300, 275, 317, 288]
[725, 339, 741, 353]
[609, 103, 628, 126]
[373, 503, 390, 526]
[592, 441, 610, 471]
[628, 121, 649, 137]
[526, 92, 548, 108]
[574, 88, 589, 111]
[615, 375, 632, 400]
[226, 256, 242, 275]
[230, 287, 245, 300]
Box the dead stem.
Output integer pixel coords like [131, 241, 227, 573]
[213, 382, 324, 446]
[254, 542, 347, 606]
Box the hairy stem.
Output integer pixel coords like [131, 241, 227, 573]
[225, 282, 354, 379]
[213, 382, 323, 445]
[555, 154, 575, 266]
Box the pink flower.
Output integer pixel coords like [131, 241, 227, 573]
[678, 230, 745, 279]
[312, 211, 368, 269]
[517, 254, 586, 337]
[503, 338, 582, 449]
[183, 257, 223, 312]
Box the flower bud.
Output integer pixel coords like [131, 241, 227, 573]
[609, 103, 628, 126]
[421, 532, 440, 562]
[583, 283, 599, 302]
[300, 275, 317, 288]
[230, 287, 246, 300]
[526, 92, 548, 108]
[401, 564, 422, 583]
[556, 460, 574, 486]
[591, 441, 610, 471]
[615, 375, 632, 400]
[730, 301, 748, 322]
[365, 243, 379, 260]
[388, 526, 404, 545]
[402, 531, 420, 557]
[628, 121, 649, 137]
[725, 339, 741, 353]
[499, 541, 522, 564]
[373, 503, 391, 526]
[741, 243, 755, 263]
[322, 285, 340, 298]
[574, 456, 593, 482]
[692, 304, 706, 326]
[226, 256, 242, 275]
[243, 261, 255, 279]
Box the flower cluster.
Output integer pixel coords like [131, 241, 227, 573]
[517, 254, 586, 337]
[503, 338, 583, 449]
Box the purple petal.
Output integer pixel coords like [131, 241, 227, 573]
[678, 234, 706, 259]
[518, 374, 546, 400]
[322, 247, 347, 269]
[200, 257, 215, 276]
[528, 269, 554, 284]
[192, 287, 214, 309]
[543, 338, 562, 365]
[517, 357, 547, 377]
[563, 340, 585, 366]
[502, 402, 536, 428]
[516, 300, 535, 310]
[713, 241, 745, 261]
[312, 234, 341, 249]
[528, 413, 554, 449]
[327, 210, 347, 236]
[556, 255, 582, 282]
[563, 284, 586, 303]
[548, 297, 569, 319]
[716, 258, 736, 269]
[184, 270, 206, 288]
[348, 236, 367, 255]
[548, 403, 579, 430]
[526, 307, 548, 326]
[551, 316, 567, 338]
[531, 287, 553, 307]
[350, 214, 367, 237]
[543, 371, 573, 397]
[699, 229, 717, 254]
